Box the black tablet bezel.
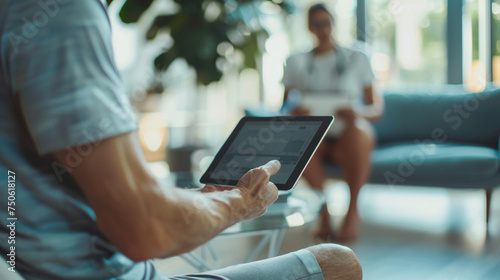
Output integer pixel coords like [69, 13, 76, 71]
[200, 116, 334, 191]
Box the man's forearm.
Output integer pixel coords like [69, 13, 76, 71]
[154, 186, 243, 257]
[53, 132, 277, 262]
[150, 164, 279, 259]
[86, 171, 244, 261]
[102, 178, 245, 261]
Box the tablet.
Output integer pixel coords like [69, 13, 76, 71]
[200, 116, 334, 191]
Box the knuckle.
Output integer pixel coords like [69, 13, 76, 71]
[253, 168, 267, 177]
[259, 199, 268, 208]
[249, 169, 268, 185]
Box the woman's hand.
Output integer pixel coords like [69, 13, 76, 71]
[291, 106, 311, 116]
[334, 107, 357, 123]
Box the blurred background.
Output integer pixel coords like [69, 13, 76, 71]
[101, 1, 500, 279]
[105, 0, 500, 174]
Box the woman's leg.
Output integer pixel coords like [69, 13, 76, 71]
[301, 141, 327, 190]
[331, 118, 375, 241]
[300, 142, 336, 240]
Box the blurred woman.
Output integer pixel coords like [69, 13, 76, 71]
[282, 3, 384, 241]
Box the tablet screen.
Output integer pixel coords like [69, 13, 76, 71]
[200, 116, 333, 190]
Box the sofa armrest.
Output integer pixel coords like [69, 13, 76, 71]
[497, 135, 500, 157]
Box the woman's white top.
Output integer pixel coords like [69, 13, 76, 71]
[282, 45, 374, 136]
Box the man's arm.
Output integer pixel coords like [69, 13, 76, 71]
[53, 132, 280, 261]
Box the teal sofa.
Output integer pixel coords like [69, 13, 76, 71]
[325, 86, 500, 226]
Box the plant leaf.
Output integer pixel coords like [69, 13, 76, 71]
[119, 0, 293, 85]
[119, 0, 154, 23]
[146, 15, 177, 40]
[154, 49, 177, 72]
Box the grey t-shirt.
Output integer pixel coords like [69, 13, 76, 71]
[0, 0, 139, 279]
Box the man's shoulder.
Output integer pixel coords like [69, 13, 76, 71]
[1, 0, 108, 24]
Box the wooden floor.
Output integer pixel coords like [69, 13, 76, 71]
[155, 181, 500, 279]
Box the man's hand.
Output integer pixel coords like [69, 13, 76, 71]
[235, 160, 280, 220]
[202, 160, 281, 220]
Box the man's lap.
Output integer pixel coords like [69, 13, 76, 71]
[121, 249, 324, 280]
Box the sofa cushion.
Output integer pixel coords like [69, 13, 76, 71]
[374, 88, 500, 148]
[371, 142, 499, 184]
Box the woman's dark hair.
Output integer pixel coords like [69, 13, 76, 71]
[308, 3, 334, 25]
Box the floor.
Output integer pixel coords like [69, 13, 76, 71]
[154, 181, 500, 280]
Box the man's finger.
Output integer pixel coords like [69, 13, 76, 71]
[258, 160, 281, 176]
[200, 185, 217, 193]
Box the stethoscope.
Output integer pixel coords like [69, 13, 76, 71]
[306, 44, 348, 92]
[282, 45, 351, 113]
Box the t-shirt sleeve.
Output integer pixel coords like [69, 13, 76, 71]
[5, 1, 137, 155]
[357, 52, 375, 87]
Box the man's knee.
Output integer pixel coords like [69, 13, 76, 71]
[306, 244, 362, 280]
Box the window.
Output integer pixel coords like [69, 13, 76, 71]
[367, 0, 447, 86]
[492, 0, 500, 84]
[463, 0, 492, 92]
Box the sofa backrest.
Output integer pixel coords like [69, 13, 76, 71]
[373, 87, 500, 148]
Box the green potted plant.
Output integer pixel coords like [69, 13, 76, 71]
[107, 0, 294, 85]
[107, 0, 294, 177]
